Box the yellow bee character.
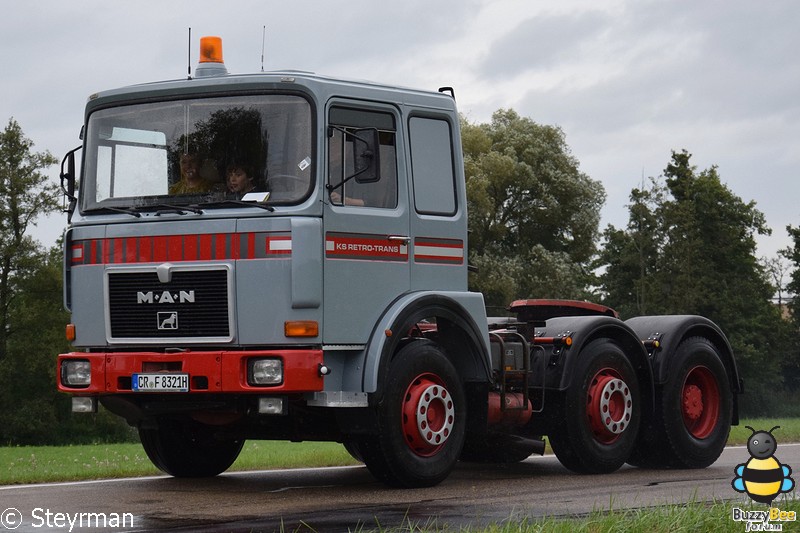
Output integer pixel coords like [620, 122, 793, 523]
[732, 426, 794, 505]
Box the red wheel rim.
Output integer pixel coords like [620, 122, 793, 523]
[401, 372, 455, 457]
[586, 367, 633, 444]
[681, 365, 720, 439]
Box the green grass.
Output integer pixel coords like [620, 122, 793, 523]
[728, 417, 800, 445]
[1, 417, 797, 486]
[277, 498, 800, 532]
[459, 497, 800, 533]
[1, 443, 159, 484]
[0, 440, 358, 485]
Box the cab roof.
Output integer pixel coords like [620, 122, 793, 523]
[85, 70, 458, 116]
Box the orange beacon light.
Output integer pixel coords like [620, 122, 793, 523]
[199, 36, 223, 63]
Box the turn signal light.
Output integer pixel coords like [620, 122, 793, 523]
[65, 323, 76, 341]
[284, 320, 319, 337]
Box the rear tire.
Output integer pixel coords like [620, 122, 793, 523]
[139, 418, 243, 477]
[548, 338, 641, 474]
[629, 337, 731, 469]
[358, 341, 466, 487]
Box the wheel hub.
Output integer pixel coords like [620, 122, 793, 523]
[682, 384, 703, 420]
[402, 374, 455, 456]
[415, 384, 454, 446]
[587, 370, 633, 444]
[681, 365, 720, 439]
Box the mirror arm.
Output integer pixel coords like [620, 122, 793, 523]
[325, 159, 372, 193]
[325, 126, 375, 193]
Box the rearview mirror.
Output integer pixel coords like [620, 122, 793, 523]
[60, 145, 81, 220]
[326, 126, 382, 195]
[351, 128, 381, 184]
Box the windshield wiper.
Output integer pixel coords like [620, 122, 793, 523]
[193, 199, 274, 212]
[84, 206, 141, 218]
[151, 203, 204, 216]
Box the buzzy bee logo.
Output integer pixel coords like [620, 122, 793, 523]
[731, 426, 796, 531]
[733, 426, 794, 505]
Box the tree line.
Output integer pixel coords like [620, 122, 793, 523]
[1, 111, 797, 445]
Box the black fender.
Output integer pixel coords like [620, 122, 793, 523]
[625, 315, 742, 422]
[535, 315, 655, 417]
[624, 315, 740, 389]
[362, 291, 493, 396]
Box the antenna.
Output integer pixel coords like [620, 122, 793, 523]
[261, 25, 266, 72]
[187, 27, 192, 79]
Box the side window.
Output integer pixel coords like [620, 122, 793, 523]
[328, 107, 397, 208]
[409, 117, 456, 215]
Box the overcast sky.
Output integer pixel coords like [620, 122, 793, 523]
[3, 0, 798, 261]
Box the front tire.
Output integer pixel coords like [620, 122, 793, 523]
[139, 418, 244, 477]
[358, 341, 466, 487]
[548, 338, 641, 474]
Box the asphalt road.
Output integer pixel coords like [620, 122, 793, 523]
[2, 444, 798, 532]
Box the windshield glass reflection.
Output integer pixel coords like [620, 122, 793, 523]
[82, 94, 313, 211]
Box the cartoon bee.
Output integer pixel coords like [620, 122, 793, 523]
[732, 426, 795, 505]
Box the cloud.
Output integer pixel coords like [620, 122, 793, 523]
[479, 10, 611, 76]
[461, 0, 799, 258]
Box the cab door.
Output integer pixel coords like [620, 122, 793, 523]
[322, 102, 410, 345]
[406, 113, 468, 292]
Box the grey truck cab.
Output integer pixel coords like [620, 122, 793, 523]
[59, 38, 491, 487]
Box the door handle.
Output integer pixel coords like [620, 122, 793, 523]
[388, 235, 411, 244]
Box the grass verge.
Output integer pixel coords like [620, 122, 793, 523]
[266, 497, 800, 532]
[728, 417, 800, 445]
[463, 497, 800, 533]
[0, 441, 358, 485]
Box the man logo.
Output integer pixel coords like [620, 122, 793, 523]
[137, 290, 195, 304]
[157, 311, 179, 330]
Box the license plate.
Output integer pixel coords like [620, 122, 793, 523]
[132, 373, 189, 392]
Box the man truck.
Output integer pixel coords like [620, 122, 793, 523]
[57, 37, 741, 487]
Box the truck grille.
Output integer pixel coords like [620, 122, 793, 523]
[108, 269, 230, 340]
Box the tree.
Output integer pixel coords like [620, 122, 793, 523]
[0, 119, 133, 444]
[0, 119, 62, 442]
[780, 226, 800, 391]
[597, 180, 664, 317]
[597, 150, 786, 414]
[784, 225, 800, 318]
[761, 255, 791, 307]
[462, 110, 605, 307]
[658, 151, 772, 321]
[0, 118, 60, 359]
[0, 244, 64, 442]
[0, 242, 134, 444]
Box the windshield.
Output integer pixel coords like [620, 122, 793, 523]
[81, 94, 313, 210]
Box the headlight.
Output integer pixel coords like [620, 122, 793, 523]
[61, 360, 91, 387]
[248, 358, 283, 386]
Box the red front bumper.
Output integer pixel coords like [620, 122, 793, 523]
[57, 349, 324, 394]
